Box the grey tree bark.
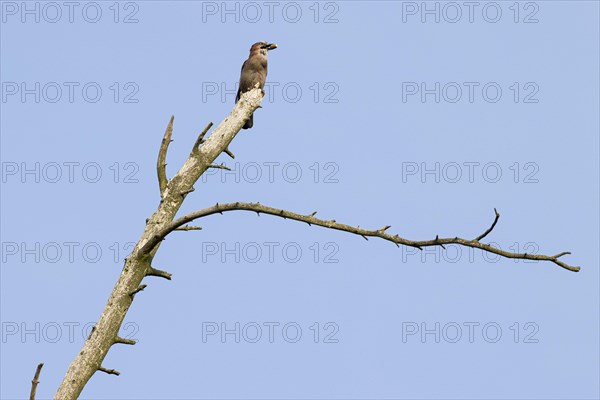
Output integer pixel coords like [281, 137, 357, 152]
[50, 87, 579, 400]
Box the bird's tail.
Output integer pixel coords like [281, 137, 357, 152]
[243, 113, 253, 130]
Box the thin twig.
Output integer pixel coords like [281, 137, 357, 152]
[174, 225, 202, 231]
[475, 208, 500, 241]
[146, 267, 172, 280]
[130, 284, 147, 297]
[207, 163, 231, 171]
[139, 203, 580, 272]
[180, 187, 195, 196]
[191, 122, 214, 155]
[98, 367, 120, 376]
[224, 147, 235, 159]
[114, 336, 137, 345]
[29, 363, 44, 400]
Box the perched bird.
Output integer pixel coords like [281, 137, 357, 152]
[236, 42, 278, 129]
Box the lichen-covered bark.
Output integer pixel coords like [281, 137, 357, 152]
[54, 89, 264, 400]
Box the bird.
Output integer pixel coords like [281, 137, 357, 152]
[236, 42, 278, 129]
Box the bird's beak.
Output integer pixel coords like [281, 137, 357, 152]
[267, 43, 278, 50]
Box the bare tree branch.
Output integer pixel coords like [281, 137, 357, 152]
[130, 284, 147, 297]
[98, 367, 120, 376]
[157, 115, 174, 199]
[223, 147, 235, 159]
[475, 208, 500, 241]
[191, 122, 214, 155]
[146, 267, 172, 280]
[29, 363, 43, 400]
[207, 163, 231, 171]
[114, 336, 137, 345]
[140, 202, 580, 273]
[174, 225, 202, 231]
[54, 88, 265, 400]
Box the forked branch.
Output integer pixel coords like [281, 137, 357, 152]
[141, 202, 580, 272]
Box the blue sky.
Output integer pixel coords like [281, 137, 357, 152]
[1, 1, 599, 399]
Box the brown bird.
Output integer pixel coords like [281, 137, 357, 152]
[236, 42, 278, 129]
